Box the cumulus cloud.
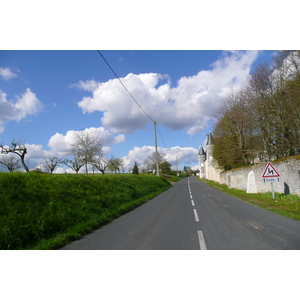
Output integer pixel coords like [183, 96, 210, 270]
[48, 127, 125, 156]
[0, 67, 18, 80]
[25, 144, 54, 165]
[0, 143, 52, 172]
[122, 145, 199, 170]
[4, 127, 125, 172]
[74, 51, 259, 136]
[76, 73, 170, 133]
[164, 146, 199, 166]
[69, 80, 101, 92]
[0, 88, 43, 132]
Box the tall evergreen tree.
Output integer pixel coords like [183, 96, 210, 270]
[132, 161, 139, 175]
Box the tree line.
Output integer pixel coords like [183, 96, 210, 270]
[212, 51, 300, 170]
[0, 132, 124, 175]
[0, 132, 178, 175]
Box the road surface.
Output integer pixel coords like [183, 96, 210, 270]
[62, 176, 300, 250]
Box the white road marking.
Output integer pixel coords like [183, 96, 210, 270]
[193, 209, 199, 222]
[188, 178, 207, 250]
[197, 231, 207, 250]
[188, 177, 191, 193]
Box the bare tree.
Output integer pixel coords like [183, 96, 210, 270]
[248, 55, 300, 159]
[214, 88, 263, 168]
[0, 141, 29, 172]
[70, 132, 103, 175]
[43, 156, 61, 174]
[0, 155, 20, 172]
[144, 152, 166, 172]
[107, 155, 124, 173]
[212, 51, 300, 170]
[91, 156, 109, 175]
[62, 154, 85, 175]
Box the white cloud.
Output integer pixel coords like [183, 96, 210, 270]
[48, 127, 125, 156]
[122, 145, 199, 170]
[53, 167, 66, 174]
[77, 73, 170, 133]
[0, 67, 18, 80]
[0, 88, 43, 132]
[164, 146, 199, 166]
[122, 145, 155, 168]
[1, 127, 125, 172]
[69, 80, 100, 92]
[74, 51, 260, 136]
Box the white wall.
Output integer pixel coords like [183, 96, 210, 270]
[220, 157, 300, 196]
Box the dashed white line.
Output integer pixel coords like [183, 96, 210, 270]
[188, 178, 208, 250]
[197, 231, 207, 250]
[193, 209, 199, 222]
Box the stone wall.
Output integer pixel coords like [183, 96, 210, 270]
[219, 157, 300, 196]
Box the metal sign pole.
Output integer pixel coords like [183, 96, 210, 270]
[271, 182, 275, 199]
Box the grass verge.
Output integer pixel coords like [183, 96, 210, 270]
[0, 172, 171, 250]
[200, 179, 300, 222]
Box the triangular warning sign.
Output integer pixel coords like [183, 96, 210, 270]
[262, 162, 280, 178]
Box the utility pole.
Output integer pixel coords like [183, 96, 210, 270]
[176, 156, 179, 176]
[154, 122, 160, 177]
[98, 52, 162, 178]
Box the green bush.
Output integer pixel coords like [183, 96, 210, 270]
[0, 172, 170, 249]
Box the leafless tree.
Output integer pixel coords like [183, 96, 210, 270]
[107, 155, 124, 173]
[70, 132, 103, 175]
[62, 155, 85, 175]
[144, 152, 166, 172]
[248, 54, 300, 158]
[43, 156, 61, 174]
[91, 156, 109, 175]
[212, 51, 300, 170]
[0, 141, 29, 172]
[0, 155, 20, 172]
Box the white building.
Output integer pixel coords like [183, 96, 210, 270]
[198, 133, 222, 182]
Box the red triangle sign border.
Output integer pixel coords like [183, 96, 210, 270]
[262, 162, 280, 178]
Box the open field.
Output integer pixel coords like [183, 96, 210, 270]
[0, 172, 171, 250]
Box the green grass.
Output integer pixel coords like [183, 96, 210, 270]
[161, 172, 186, 183]
[0, 172, 171, 250]
[200, 179, 300, 221]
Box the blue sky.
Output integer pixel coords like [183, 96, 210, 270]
[0, 50, 276, 172]
[1, 1, 297, 290]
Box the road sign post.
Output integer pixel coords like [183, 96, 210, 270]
[261, 162, 280, 199]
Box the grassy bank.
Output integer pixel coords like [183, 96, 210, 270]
[202, 179, 300, 221]
[0, 172, 171, 250]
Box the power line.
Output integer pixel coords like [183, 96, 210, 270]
[157, 125, 167, 148]
[97, 50, 170, 177]
[97, 50, 156, 124]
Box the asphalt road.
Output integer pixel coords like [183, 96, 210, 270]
[62, 176, 300, 250]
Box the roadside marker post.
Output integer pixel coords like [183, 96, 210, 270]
[262, 162, 280, 199]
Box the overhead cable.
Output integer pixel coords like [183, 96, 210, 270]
[157, 125, 167, 149]
[97, 50, 156, 124]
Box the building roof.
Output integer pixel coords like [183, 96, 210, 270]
[206, 133, 213, 146]
[198, 146, 206, 156]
